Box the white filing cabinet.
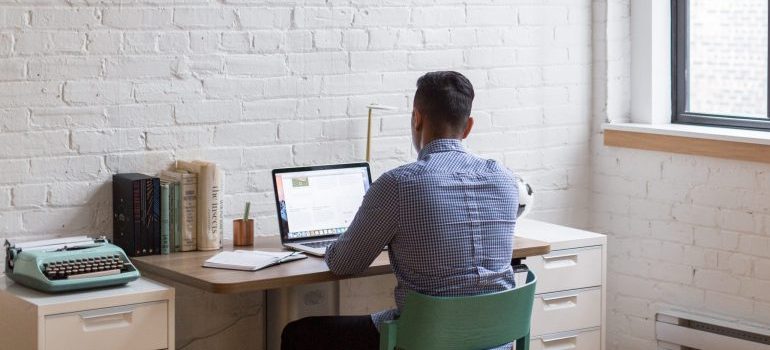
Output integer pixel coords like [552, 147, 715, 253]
[0, 276, 175, 350]
[516, 219, 607, 350]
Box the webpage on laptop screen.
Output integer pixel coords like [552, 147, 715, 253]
[276, 168, 370, 239]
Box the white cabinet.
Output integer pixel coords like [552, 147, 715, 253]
[0, 277, 174, 350]
[516, 219, 607, 350]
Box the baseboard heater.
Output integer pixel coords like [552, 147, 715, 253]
[656, 310, 770, 350]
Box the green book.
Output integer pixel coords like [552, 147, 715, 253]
[160, 183, 170, 255]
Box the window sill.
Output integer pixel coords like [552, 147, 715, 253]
[602, 123, 770, 164]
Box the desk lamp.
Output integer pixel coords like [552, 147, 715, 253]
[365, 104, 397, 162]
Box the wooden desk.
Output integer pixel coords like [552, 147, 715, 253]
[132, 235, 551, 294]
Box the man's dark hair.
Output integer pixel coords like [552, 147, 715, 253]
[414, 71, 475, 132]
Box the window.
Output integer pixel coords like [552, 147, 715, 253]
[672, 0, 770, 130]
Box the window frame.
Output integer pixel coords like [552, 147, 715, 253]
[671, 0, 770, 131]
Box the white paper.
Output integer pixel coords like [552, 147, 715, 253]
[203, 250, 306, 271]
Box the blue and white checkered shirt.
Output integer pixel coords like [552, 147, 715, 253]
[325, 139, 519, 349]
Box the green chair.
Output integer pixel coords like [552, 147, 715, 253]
[380, 270, 537, 350]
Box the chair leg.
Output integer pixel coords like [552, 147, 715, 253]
[515, 333, 530, 350]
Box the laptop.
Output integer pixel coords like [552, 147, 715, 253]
[272, 163, 372, 256]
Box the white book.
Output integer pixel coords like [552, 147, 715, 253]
[202, 250, 307, 271]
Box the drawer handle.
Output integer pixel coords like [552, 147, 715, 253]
[541, 294, 578, 310]
[542, 253, 578, 269]
[541, 334, 578, 350]
[80, 306, 135, 320]
[79, 306, 135, 331]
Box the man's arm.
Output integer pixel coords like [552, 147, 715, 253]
[324, 172, 399, 276]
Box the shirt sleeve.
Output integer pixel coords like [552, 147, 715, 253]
[325, 171, 399, 276]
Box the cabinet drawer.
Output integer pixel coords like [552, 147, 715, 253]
[531, 288, 601, 336]
[45, 301, 168, 350]
[527, 246, 602, 294]
[530, 328, 601, 350]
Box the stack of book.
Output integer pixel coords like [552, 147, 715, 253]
[112, 160, 224, 257]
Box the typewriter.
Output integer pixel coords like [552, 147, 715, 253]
[4, 236, 140, 293]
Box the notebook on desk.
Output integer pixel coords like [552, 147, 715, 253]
[203, 250, 306, 271]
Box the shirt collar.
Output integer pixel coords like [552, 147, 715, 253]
[418, 139, 466, 160]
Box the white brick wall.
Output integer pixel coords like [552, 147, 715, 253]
[0, 0, 593, 261]
[593, 1, 770, 349]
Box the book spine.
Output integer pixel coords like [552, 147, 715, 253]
[152, 178, 161, 255]
[174, 182, 182, 252]
[167, 182, 175, 253]
[133, 180, 141, 256]
[140, 178, 148, 255]
[161, 183, 170, 255]
[181, 173, 197, 252]
[112, 176, 135, 256]
[197, 163, 223, 251]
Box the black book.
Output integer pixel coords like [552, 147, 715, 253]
[113, 173, 160, 257]
[142, 177, 161, 255]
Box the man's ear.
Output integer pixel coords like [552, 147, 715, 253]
[412, 108, 424, 131]
[461, 116, 474, 139]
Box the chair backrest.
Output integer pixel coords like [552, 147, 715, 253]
[381, 270, 537, 350]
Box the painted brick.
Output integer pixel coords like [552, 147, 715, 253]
[0, 59, 25, 81]
[146, 126, 213, 150]
[23, 208, 94, 234]
[30, 155, 104, 181]
[288, 52, 348, 75]
[225, 55, 286, 76]
[176, 101, 241, 124]
[12, 184, 47, 208]
[203, 78, 265, 101]
[409, 50, 463, 70]
[134, 80, 203, 103]
[103, 8, 173, 29]
[221, 32, 252, 53]
[49, 182, 99, 207]
[467, 6, 517, 26]
[411, 7, 465, 27]
[351, 51, 407, 72]
[0, 33, 11, 57]
[214, 123, 277, 146]
[159, 32, 190, 53]
[86, 31, 122, 54]
[105, 104, 173, 128]
[28, 57, 103, 80]
[243, 99, 297, 120]
[0, 130, 70, 157]
[174, 8, 237, 29]
[106, 57, 175, 78]
[64, 81, 133, 105]
[72, 129, 145, 154]
[519, 6, 569, 26]
[0, 108, 29, 131]
[123, 32, 158, 54]
[354, 7, 411, 27]
[314, 29, 341, 49]
[294, 7, 354, 28]
[30, 8, 100, 29]
[190, 31, 219, 53]
[16, 32, 84, 55]
[238, 7, 292, 29]
[30, 107, 106, 129]
[0, 8, 26, 29]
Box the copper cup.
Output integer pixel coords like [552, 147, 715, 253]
[233, 219, 254, 246]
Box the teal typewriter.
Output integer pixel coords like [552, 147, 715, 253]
[4, 236, 141, 293]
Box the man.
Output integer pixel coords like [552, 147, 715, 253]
[281, 71, 519, 350]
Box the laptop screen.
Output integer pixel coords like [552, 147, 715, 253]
[273, 164, 371, 241]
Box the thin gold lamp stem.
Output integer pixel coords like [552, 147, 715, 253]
[365, 104, 397, 163]
[366, 107, 373, 163]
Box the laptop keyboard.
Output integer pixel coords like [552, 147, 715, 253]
[304, 241, 335, 249]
